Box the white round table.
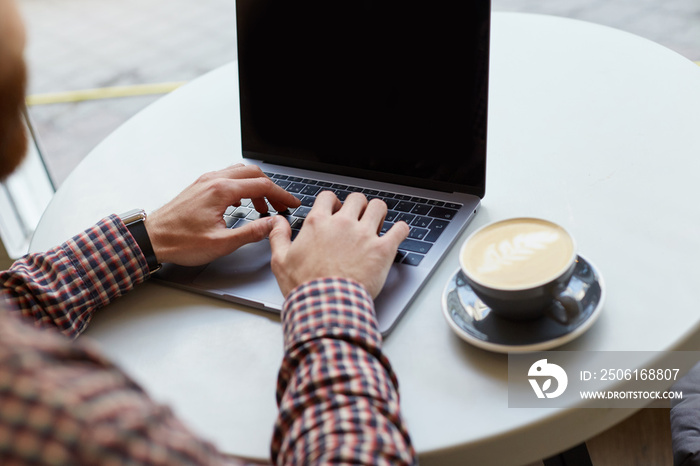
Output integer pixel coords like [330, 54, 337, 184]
[31, 13, 700, 465]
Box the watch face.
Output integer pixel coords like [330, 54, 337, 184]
[120, 209, 147, 225]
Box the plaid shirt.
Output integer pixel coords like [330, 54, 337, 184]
[0, 215, 415, 465]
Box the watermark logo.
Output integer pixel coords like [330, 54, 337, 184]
[510, 351, 696, 408]
[528, 359, 568, 399]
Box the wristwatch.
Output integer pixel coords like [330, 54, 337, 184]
[120, 209, 161, 274]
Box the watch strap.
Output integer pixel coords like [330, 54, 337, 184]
[121, 210, 161, 274]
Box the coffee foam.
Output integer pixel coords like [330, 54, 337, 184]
[461, 218, 575, 290]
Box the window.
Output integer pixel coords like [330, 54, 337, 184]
[0, 110, 55, 259]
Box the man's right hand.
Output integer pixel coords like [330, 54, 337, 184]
[269, 191, 410, 299]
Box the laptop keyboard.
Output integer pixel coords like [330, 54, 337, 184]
[222, 172, 462, 266]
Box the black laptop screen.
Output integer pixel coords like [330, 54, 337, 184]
[236, 1, 489, 197]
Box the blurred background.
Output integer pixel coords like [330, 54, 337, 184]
[19, 0, 237, 185]
[18, 0, 700, 187]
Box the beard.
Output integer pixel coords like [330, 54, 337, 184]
[0, 52, 28, 181]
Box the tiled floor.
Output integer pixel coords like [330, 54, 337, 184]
[19, 0, 237, 185]
[18, 0, 700, 186]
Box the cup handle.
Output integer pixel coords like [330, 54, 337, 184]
[545, 285, 581, 326]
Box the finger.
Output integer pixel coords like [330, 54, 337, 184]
[196, 163, 248, 183]
[269, 197, 299, 213]
[339, 192, 368, 219]
[359, 198, 388, 231]
[226, 165, 301, 212]
[382, 220, 410, 250]
[308, 190, 342, 217]
[268, 215, 292, 261]
[251, 197, 269, 214]
[221, 217, 275, 253]
[217, 163, 266, 180]
[223, 162, 247, 172]
[220, 178, 300, 209]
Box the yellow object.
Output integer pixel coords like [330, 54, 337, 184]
[25, 62, 700, 105]
[26, 81, 187, 106]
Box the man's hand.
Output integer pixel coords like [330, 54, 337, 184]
[269, 191, 410, 299]
[145, 164, 301, 266]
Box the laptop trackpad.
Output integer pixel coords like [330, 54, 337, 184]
[192, 240, 284, 306]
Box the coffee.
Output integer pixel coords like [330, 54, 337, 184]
[461, 218, 575, 290]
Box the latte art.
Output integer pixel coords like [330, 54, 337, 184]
[461, 218, 575, 290]
[477, 230, 562, 275]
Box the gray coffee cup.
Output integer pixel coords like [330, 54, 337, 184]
[459, 218, 579, 322]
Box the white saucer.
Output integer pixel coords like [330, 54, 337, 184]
[442, 255, 605, 353]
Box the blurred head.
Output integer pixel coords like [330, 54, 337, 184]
[0, 0, 28, 181]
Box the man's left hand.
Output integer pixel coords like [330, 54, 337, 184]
[144, 164, 300, 266]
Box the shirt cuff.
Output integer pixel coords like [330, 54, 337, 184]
[61, 214, 150, 311]
[282, 277, 382, 354]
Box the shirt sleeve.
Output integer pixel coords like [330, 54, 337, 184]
[2, 219, 415, 465]
[271, 277, 416, 466]
[0, 215, 149, 338]
[0, 310, 246, 465]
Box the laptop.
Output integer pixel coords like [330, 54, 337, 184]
[156, 0, 491, 335]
